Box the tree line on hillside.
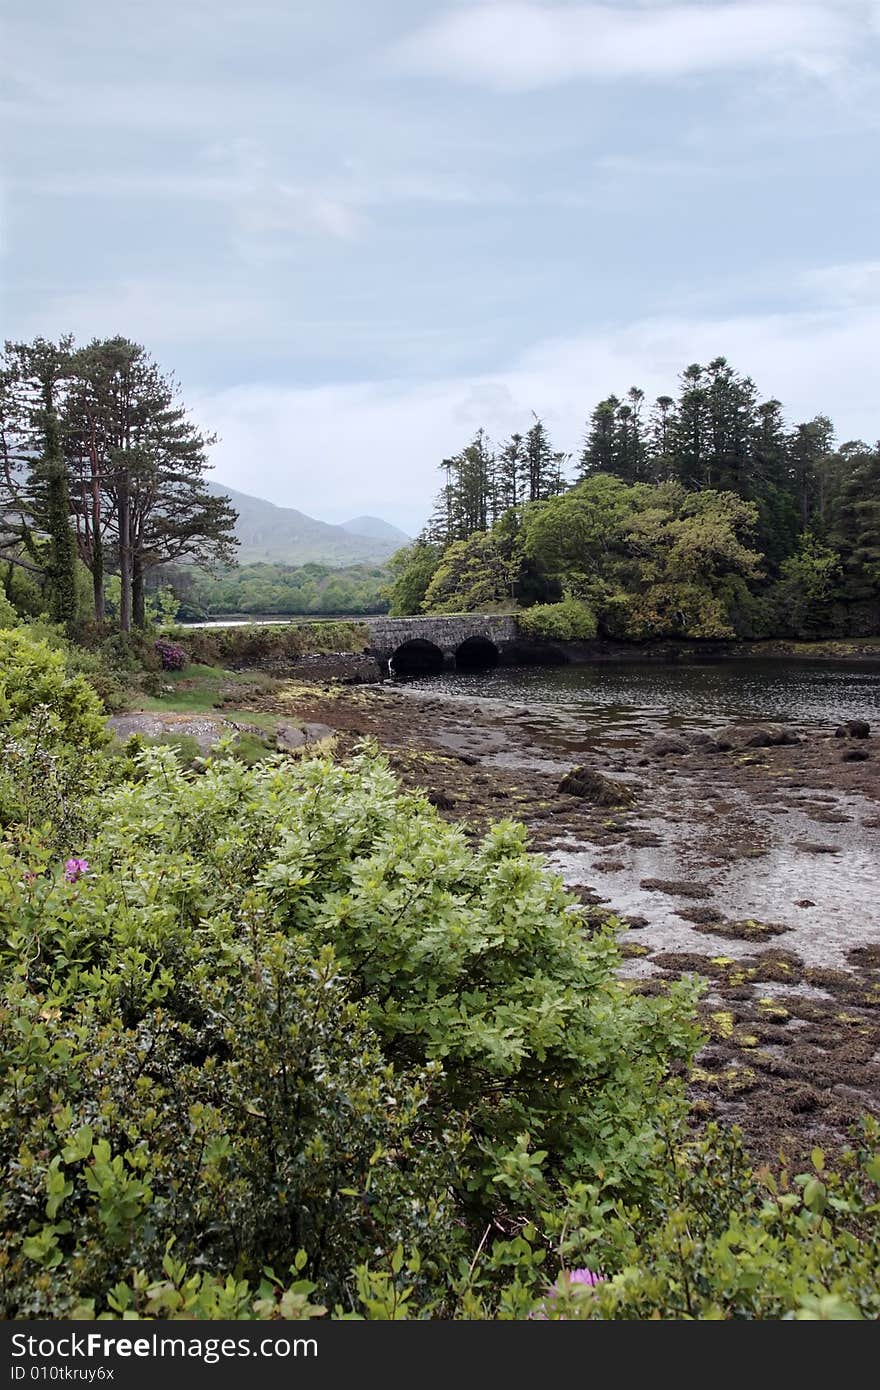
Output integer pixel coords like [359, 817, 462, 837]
[169, 561, 389, 618]
[390, 357, 879, 641]
[0, 335, 237, 632]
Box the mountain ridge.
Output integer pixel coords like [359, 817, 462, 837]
[207, 481, 410, 566]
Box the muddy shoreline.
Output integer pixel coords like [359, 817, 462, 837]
[243, 672, 880, 1164]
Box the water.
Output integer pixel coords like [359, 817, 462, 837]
[406, 659, 880, 968]
[408, 659, 880, 734]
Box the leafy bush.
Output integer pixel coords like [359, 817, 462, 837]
[461, 1120, 880, 1321]
[0, 590, 18, 629]
[517, 598, 598, 642]
[154, 638, 188, 671]
[0, 629, 108, 753]
[0, 630, 111, 839]
[0, 740, 701, 1316]
[178, 621, 368, 668]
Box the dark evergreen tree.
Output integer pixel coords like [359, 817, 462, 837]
[0, 337, 78, 625]
[578, 396, 619, 478]
[786, 415, 834, 532]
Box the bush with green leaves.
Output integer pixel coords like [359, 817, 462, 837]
[177, 620, 368, 668]
[1, 642, 877, 1320]
[453, 1119, 880, 1321]
[0, 628, 108, 750]
[0, 628, 111, 835]
[0, 739, 701, 1316]
[517, 598, 598, 642]
[0, 589, 18, 629]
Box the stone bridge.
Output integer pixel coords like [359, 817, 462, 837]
[363, 613, 524, 674]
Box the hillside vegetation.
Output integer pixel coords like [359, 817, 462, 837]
[388, 357, 879, 643]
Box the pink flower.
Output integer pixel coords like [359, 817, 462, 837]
[531, 1267, 607, 1318]
[566, 1268, 605, 1287]
[63, 858, 90, 883]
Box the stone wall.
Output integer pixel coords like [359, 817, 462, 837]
[365, 613, 518, 661]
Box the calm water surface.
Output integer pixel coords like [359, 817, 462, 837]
[409, 660, 880, 732]
[410, 659, 880, 966]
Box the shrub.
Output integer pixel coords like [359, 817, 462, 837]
[517, 598, 598, 642]
[0, 629, 108, 753]
[178, 621, 368, 669]
[154, 638, 188, 671]
[0, 590, 18, 630]
[0, 741, 699, 1316]
[468, 1120, 880, 1321]
[0, 630, 110, 838]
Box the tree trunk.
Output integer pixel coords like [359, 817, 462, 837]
[118, 484, 132, 633]
[132, 554, 145, 629]
[92, 536, 105, 623]
[42, 381, 78, 628]
[90, 437, 105, 622]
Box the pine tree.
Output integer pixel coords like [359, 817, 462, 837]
[786, 415, 834, 532]
[649, 395, 676, 481]
[578, 396, 619, 478]
[670, 364, 707, 489]
[0, 338, 78, 625]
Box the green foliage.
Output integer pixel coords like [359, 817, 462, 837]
[513, 1120, 880, 1321]
[0, 589, 18, 629]
[0, 629, 111, 838]
[178, 562, 389, 619]
[0, 628, 108, 753]
[421, 532, 516, 613]
[517, 598, 598, 642]
[384, 542, 442, 616]
[177, 620, 368, 667]
[517, 478, 763, 640]
[412, 358, 878, 642]
[769, 534, 843, 639]
[0, 734, 702, 1317]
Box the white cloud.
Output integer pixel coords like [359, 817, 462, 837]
[390, 2, 869, 90]
[196, 289, 880, 532]
[801, 259, 880, 304]
[19, 279, 272, 348]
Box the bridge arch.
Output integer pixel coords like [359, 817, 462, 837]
[389, 638, 445, 676]
[455, 635, 499, 671]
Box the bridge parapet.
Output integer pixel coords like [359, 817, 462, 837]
[366, 613, 516, 653]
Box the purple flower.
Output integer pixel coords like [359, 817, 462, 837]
[64, 858, 90, 883]
[530, 1267, 607, 1318]
[566, 1268, 605, 1287]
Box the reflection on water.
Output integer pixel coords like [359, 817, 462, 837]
[410, 660, 880, 732]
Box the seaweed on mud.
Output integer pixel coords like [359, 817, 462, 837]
[677, 905, 725, 924]
[848, 944, 880, 969]
[625, 829, 663, 847]
[640, 877, 714, 899]
[691, 918, 791, 942]
[747, 949, 805, 984]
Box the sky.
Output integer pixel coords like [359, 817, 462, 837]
[2, 0, 879, 534]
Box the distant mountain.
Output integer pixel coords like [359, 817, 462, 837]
[207, 483, 410, 567]
[340, 515, 410, 548]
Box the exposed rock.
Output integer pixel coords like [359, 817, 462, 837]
[640, 877, 713, 900]
[835, 719, 870, 739]
[275, 721, 334, 751]
[427, 789, 457, 811]
[714, 724, 799, 751]
[649, 735, 690, 757]
[841, 746, 870, 762]
[558, 766, 636, 806]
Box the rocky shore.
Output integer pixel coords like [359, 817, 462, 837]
[243, 674, 880, 1165]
